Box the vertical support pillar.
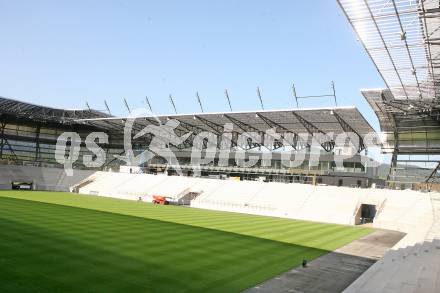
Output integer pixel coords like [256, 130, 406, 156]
[387, 131, 399, 184]
[0, 122, 5, 159]
[35, 124, 41, 161]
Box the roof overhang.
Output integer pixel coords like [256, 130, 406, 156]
[0, 96, 110, 123]
[74, 106, 375, 138]
[339, 0, 440, 181]
[362, 88, 440, 154]
[338, 0, 440, 101]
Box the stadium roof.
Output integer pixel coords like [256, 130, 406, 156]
[361, 88, 440, 133]
[0, 96, 375, 152]
[0, 96, 110, 123]
[338, 0, 440, 101]
[338, 0, 440, 181]
[75, 106, 375, 152]
[362, 88, 440, 151]
[76, 106, 374, 134]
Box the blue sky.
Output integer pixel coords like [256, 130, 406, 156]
[1, 0, 385, 130]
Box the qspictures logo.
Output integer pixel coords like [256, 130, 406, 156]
[55, 108, 382, 176]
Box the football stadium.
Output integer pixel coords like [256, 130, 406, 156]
[1, 0, 440, 292]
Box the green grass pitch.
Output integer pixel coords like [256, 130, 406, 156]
[0, 190, 373, 292]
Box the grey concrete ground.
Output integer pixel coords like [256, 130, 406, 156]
[244, 229, 405, 293]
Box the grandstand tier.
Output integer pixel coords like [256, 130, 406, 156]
[73, 171, 436, 242]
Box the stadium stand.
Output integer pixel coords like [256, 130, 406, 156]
[78, 172, 205, 202]
[0, 95, 382, 188]
[0, 165, 95, 191]
[75, 171, 437, 236]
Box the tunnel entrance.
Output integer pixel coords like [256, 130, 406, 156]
[359, 204, 376, 224]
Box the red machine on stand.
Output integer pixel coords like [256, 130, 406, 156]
[152, 195, 169, 205]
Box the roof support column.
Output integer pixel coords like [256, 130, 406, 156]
[256, 113, 309, 150]
[0, 122, 5, 159]
[34, 124, 41, 161]
[291, 112, 335, 152]
[194, 115, 243, 149]
[223, 114, 269, 150]
[425, 161, 440, 183]
[332, 111, 365, 153]
[387, 131, 399, 182]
